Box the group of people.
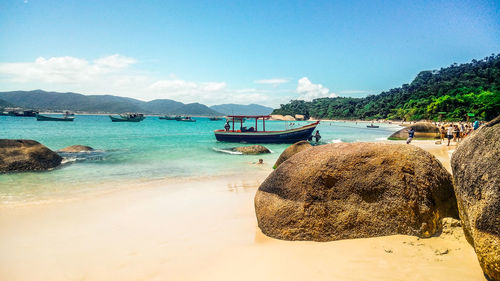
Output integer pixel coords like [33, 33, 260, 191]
[439, 120, 482, 146]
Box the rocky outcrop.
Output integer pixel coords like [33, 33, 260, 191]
[255, 142, 458, 242]
[270, 114, 295, 121]
[273, 141, 312, 169]
[0, 139, 62, 173]
[58, 145, 94, 153]
[232, 145, 271, 155]
[451, 115, 500, 281]
[389, 122, 439, 140]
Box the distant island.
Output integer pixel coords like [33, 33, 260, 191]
[0, 90, 273, 116]
[273, 54, 500, 121]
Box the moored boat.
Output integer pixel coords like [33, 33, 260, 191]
[366, 123, 379, 128]
[214, 115, 319, 143]
[109, 113, 145, 122]
[159, 115, 178, 120]
[177, 116, 196, 122]
[36, 113, 74, 122]
[209, 116, 223, 121]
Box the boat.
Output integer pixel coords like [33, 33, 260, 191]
[109, 113, 145, 122]
[209, 116, 223, 121]
[367, 123, 379, 128]
[36, 113, 74, 122]
[4, 109, 39, 117]
[214, 115, 319, 143]
[177, 116, 196, 122]
[159, 115, 178, 120]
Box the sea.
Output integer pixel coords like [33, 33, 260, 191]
[0, 115, 401, 204]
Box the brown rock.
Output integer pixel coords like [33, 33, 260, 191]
[389, 122, 439, 140]
[255, 142, 458, 242]
[58, 145, 94, 153]
[232, 145, 271, 155]
[0, 139, 62, 173]
[451, 115, 500, 281]
[273, 141, 312, 169]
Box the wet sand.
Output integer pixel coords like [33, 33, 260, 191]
[0, 141, 485, 281]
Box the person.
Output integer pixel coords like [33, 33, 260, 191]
[473, 120, 479, 130]
[314, 131, 321, 143]
[258, 159, 263, 164]
[446, 125, 454, 146]
[406, 127, 415, 144]
[455, 125, 461, 142]
[224, 121, 230, 132]
[440, 126, 446, 141]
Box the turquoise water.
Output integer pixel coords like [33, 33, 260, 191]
[0, 115, 401, 203]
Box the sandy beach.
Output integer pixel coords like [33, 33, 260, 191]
[0, 140, 485, 281]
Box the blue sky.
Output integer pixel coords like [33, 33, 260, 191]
[0, 0, 499, 106]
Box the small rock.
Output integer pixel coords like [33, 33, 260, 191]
[435, 140, 442, 145]
[58, 145, 94, 153]
[232, 145, 270, 155]
[434, 248, 449, 255]
[384, 248, 393, 253]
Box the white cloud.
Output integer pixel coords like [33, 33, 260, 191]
[254, 78, 289, 87]
[0, 55, 295, 107]
[296, 77, 337, 101]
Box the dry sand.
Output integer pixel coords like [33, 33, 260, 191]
[0, 141, 485, 281]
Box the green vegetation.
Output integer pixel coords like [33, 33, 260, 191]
[273, 54, 500, 121]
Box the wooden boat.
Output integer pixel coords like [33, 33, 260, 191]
[209, 116, 223, 121]
[159, 115, 178, 120]
[366, 123, 379, 128]
[36, 113, 74, 122]
[214, 115, 319, 143]
[177, 116, 196, 122]
[109, 113, 145, 122]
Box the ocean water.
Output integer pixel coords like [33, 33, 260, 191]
[0, 115, 401, 203]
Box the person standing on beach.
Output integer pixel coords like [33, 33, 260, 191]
[473, 120, 480, 130]
[406, 127, 415, 144]
[440, 126, 446, 141]
[446, 126, 454, 146]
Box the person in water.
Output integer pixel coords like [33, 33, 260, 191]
[224, 122, 230, 131]
[314, 131, 321, 143]
[406, 127, 415, 144]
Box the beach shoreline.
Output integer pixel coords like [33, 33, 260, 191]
[0, 139, 485, 281]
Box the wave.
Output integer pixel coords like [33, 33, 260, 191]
[330, 139, 343, 143]
[212, 147, 243, 155]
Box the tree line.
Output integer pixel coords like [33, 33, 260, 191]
[273, 54, 500, 121]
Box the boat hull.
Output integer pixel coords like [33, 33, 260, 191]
[214, 122, 318, 143]
[109, 115, 145, 122]
[36, 114, 74, 121]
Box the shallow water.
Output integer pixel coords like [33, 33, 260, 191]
[0, 115, 400, 203]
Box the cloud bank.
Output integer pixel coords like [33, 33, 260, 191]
[296, 77, 337, 101]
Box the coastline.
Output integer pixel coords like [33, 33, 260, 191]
[0, 140, 484, 281]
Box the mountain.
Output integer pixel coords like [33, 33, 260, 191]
[0, 90, 222, 115]
[210, 103, 273, 115]
[0, 98, 13, 108]
[273, 54, 500, 121]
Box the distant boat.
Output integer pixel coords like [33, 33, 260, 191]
[159, 115, 178, 120]
[4, 109, 39, 117]
[177, 116, 196, 122]
[209, 116, 223, 121]
[109, 113, 145, 122]
[367, 123, 379, 128]
[36, 113, 74, 122]
[215, 115, 319, 143]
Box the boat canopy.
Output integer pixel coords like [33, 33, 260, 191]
[225, 115, 272, 132]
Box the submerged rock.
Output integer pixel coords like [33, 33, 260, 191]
[0, 139, 62, 173]
[389, 122, 439, 140]
[255, 142, 458, 242]
[58, 145, 94, 153]
[273, 141, 312, 169]
[451, 115, 500, 281]
[232, 145, 271, 155]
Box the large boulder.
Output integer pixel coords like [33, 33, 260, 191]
[0, 139, 62, 173]
[273, 141, 312, 169]
[58, 145, 94, 153]
[255, 142, 458, 241]
[451, 116, 500, 281]
[389, 122, 439, 140]
[232, 145, 271, 155]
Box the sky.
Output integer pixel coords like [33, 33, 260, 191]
[0, 0, 499, 107]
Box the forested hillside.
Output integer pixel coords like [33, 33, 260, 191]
[273, 54, 500, 121]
